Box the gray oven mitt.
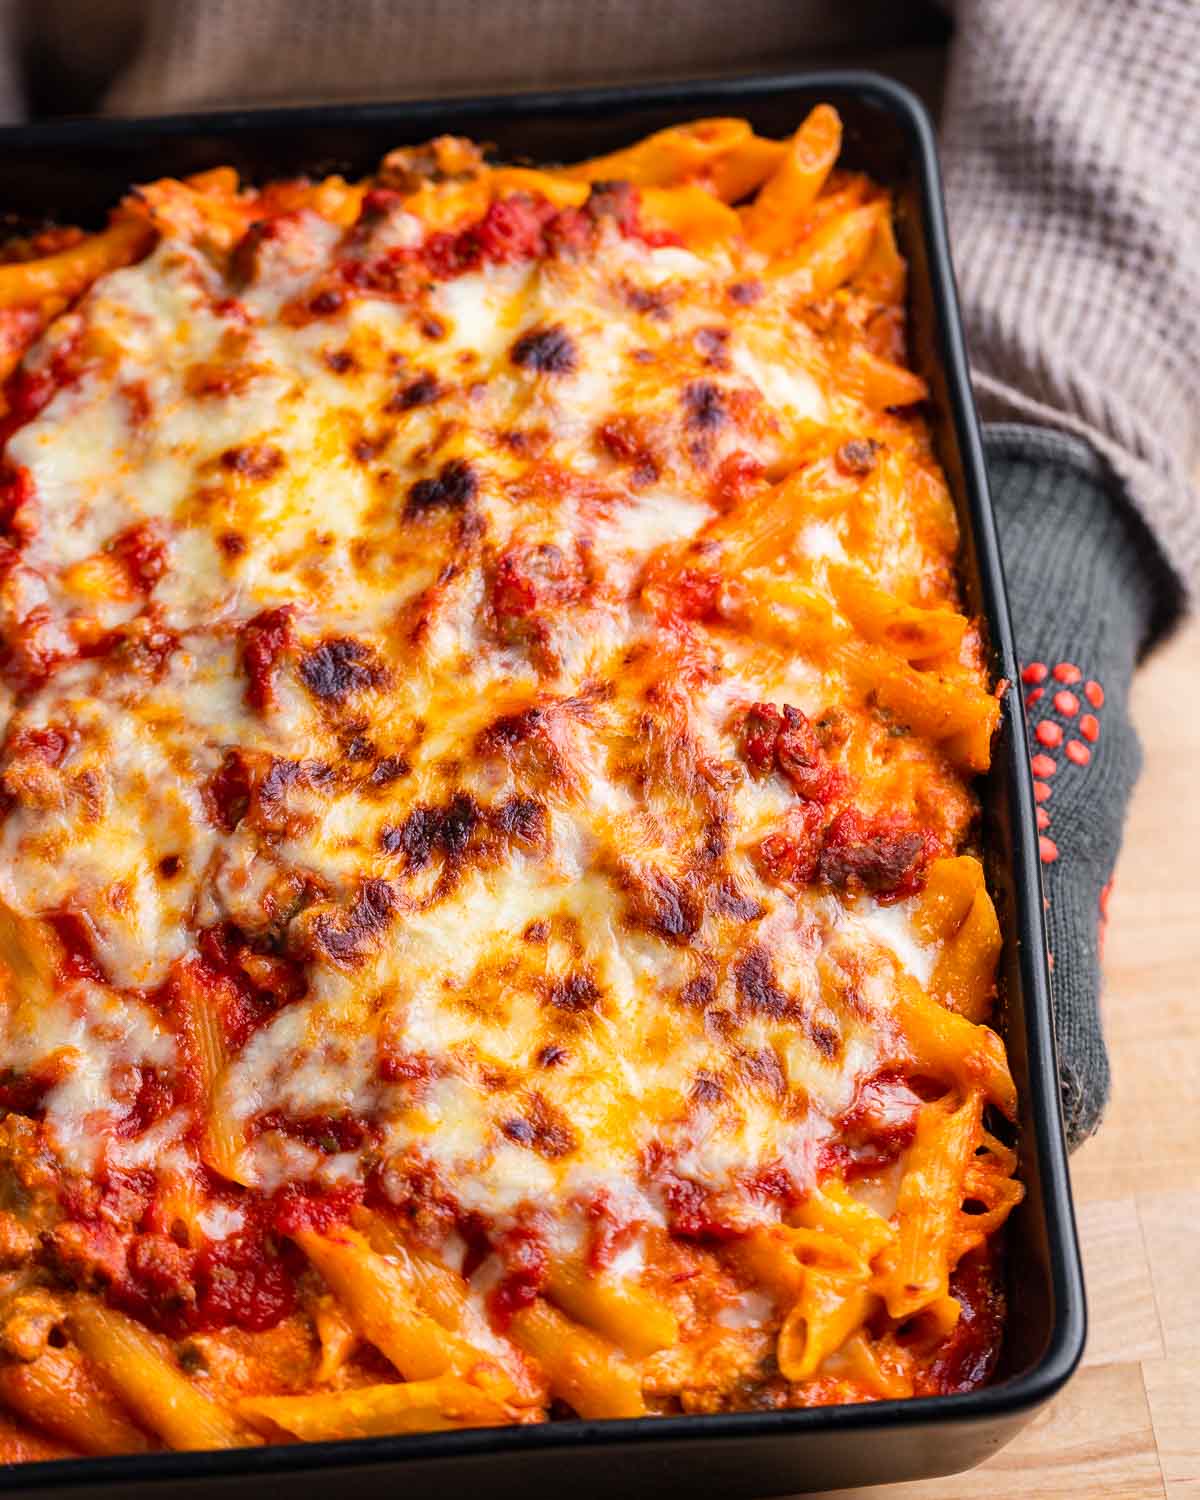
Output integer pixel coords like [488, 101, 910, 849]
[984, 424, 1177, 1147]
[939, 0, 1199, 1147]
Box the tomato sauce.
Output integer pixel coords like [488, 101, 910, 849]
[916, 1248, 1006, 1395]
[488, 1225, 550, 1328]
[329, 182, 679, 314]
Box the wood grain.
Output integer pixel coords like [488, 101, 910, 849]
[800, 618, 1200, 1500]
[1142, 1359, 1200, 1499]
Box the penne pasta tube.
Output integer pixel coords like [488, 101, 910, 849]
[239, 1376, 514, 1441]
[704, 134, 789, 203]
[0, 1346, 154, 1456]
[764, 200, 887, 300]
[352, 1214, 544, 1408]
[836, 637, 1001, 770]
[637, 185, 743, 248]
[0, 219, 153, 310]
[544, 1257, 678, 1359]
[929, 886, 1003, 1023]
[355, 1211, 473, 1331]
[293, 1226, 483, 1383]
[875, 1093, 981, 1320]
[68, 1301, 254, 1451]
[789, 1181, 895, 1265]
[777, 1273, 875, 1382]
[561, 118, 754, 188]
[833, 1331, 914, 1401]
[741, 104, 843, 253]
[509, 1300, 644, 1420]
[489, 168, 590, 209]
[910, 856, 986, 945]
[846, 346, 929, 409]
[732, 1224, 870, 1309]
[827, 563, 968, 663]
[892, 979, 1017, 1119]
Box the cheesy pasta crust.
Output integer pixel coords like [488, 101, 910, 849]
[0, 110, 1021, 1457]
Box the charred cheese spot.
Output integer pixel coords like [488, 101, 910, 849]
[379, 791, 533, 878]
[622, 867, 703, 946]
[302, 878, 397, 967]
[689, 1069, 726, 1106]
[622, 282, 675, 320]
[367, 755, 409, 787]
[501, 1094, 577, 1159]
[711, 882, 764, 922]
[693, 326, 731, 369]
[683, 380, 726, 432]
[510, 325, 579, 375]
[678, 972, 717, 1010]
[493, 795, 547, 848]
[220, 444, 285, 480]
[352, 434, 388, 464]
[733, 946, 791, 1020]
[727, 278, 763, 305]
[545, 972, 600, 1013]
[388, 372, 442, 411]
[738, 1046, 787, 1099]
[406, 458, 478, 515]
[835, 438, 882, 476]
[298, 637, 388, 703]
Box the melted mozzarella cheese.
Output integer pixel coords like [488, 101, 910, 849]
[6, 979, 176, 1172]
[850, 897, 937, 988]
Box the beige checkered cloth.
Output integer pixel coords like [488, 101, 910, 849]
[2, 0, 1198, 600]
[940, 0, 1200, 608]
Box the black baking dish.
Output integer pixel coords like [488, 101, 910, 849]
[0, 72, 1085, 1498]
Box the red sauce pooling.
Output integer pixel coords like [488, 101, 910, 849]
[0, 330, 83, 451]
[190, 1209, 300, 1333]
[109, 1197, 306, 1337]
[0, 464, 35, 542]
[253, 1110, 369, 1156]
[337, 183, 679, 308]
[581, 1188, 638, 1272]
[488, 1225, 550, 1328]
[46, 911, 107, 985]
[239, 604, 296, 712]
[916, 1247, 1006, 1395]
[821, 1068, 922, 1181]
[109, 520, 168, 593]
[270, 1181, 364, 1238]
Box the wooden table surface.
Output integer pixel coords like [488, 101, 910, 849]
[803, 618, 1200, 1500]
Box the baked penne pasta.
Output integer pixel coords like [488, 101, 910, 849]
[0, 107, 1022, 1460]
